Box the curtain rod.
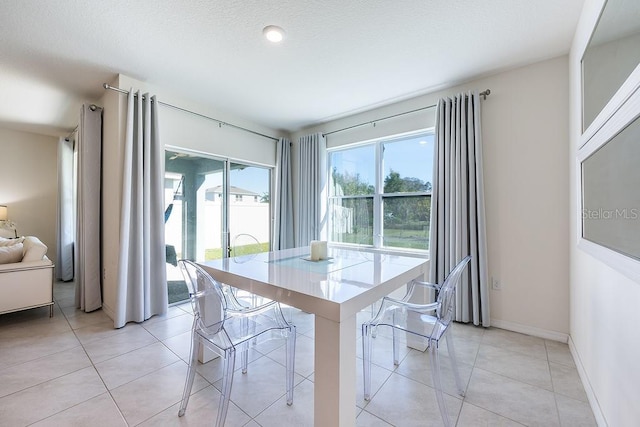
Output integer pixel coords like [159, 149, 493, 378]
[65, 104, 99, 140]
[324, 89, 490, 137]
[102, 83, 279, 142]
[65, 126, 78, 141]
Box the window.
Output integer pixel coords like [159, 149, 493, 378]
[328, 131, 434, 251]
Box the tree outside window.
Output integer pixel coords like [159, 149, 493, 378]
[328, 132, 433, 251]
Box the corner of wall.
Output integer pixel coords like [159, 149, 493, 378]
[567, 336, 607, 426]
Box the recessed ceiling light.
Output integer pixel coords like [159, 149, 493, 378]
[263, 25, 285, 43]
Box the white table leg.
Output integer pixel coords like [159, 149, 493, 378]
[315, 314, 357, 426]
[199, 295, 221, 363]
[407, 272, 431, 351]
[198, 346, 218, 363]
[406, 284, 434, 351]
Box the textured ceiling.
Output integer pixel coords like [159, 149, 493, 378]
[0, 0, 585, 135]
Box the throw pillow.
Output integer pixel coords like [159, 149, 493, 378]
[0, 236, 24, 247]
[0, 243, 24, 264]
[22, 236, 48, 262]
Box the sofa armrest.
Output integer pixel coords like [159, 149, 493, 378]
[0, 257, 55, 317]
[0, 257, 53, 273]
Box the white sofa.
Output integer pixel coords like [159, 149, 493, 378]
[0, 236, 55, 317]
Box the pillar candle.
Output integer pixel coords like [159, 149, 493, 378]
[310, 240, 328, 261]
[310, 240, 321, 261]
[318, 241, 328, 260]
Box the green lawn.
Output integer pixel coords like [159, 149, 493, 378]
[337, 228, 429, 250]
[204, 242, 270, 261]
[203, 230, 427, 260]
[383, 228, 429, 250]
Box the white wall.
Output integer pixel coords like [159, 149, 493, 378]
[0, 127, 58, 263]
[100, 74, 285, 319]
[118, 74, 279, 167]
[569, 0, 640, 425]
[293, 56, 571, 339]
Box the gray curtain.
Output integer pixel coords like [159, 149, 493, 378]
[75, 105, 103, 312]
[114, 90, 167, 328]
[273, 137, 294, 249]
[56, 136, 75, 281]
[430, 91, 490, 327]
[296, 133, 327, 246]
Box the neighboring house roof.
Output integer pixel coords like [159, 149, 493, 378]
[206, 186, 259, 197]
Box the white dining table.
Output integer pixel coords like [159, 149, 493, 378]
[199, 246, 428, 426]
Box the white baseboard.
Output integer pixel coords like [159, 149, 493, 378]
[568, 337, 608, 427]
[490, 318, 569, 343]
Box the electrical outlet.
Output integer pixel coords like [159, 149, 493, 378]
[491, 277, 501, 290]
[103, 267, 107, 281]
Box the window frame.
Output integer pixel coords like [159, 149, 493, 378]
[327, 129, 434, 253]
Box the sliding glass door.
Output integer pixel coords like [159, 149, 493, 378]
[164, 150, 271, 304]
[228, 162, 271, 257]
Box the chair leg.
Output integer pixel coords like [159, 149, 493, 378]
[445, 333, 465, 396]
[392, 312, 399, 366]
[216, 348, 236, 427]
[241, 318, 249, 374]
[429, 343, 452, 427]
[178, 333, 200, 417]
[241, 343, 249, 375]
[251, 323, 258, 346]
[392, 328, 400, 365]
[285, 326, 296, 405]
[362, 323, 373, 401]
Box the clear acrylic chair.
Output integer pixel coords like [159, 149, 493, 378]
[177, 260, 296, 427]
[231, 233, 262, 260]
[230, 233, 264, 307]
[362, 255, 471, 427]
[231, 234, 295, 321]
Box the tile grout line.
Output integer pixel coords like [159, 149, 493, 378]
[15, 288, 130, 426]
[546, 339, 564, 426]
[62, 290, 131, 426]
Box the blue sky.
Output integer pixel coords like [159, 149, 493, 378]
[195, 165, 271, 196]
[184, 132, 435, 199]
[223, 133, 435, 197]
[329, 133, 435, 186]
[230, 166, 270, 195]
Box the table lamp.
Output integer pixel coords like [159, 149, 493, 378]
[0, 205, 17, 238]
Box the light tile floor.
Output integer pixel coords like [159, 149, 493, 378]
[0, 281, 596, 426]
